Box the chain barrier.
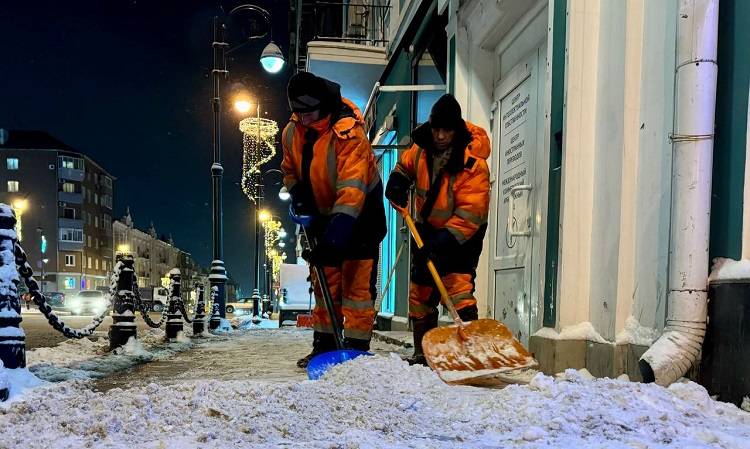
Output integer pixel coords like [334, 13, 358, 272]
[178, 302, 194, 323]
[109, 260, 167, 329]
[15, 242, 110, 339]
[136, 288, 168, 328]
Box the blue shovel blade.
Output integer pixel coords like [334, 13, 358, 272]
[307, 349, 372, 380]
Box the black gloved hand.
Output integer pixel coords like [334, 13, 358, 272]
[322, 213, 356, 249]
[289, 184, 317, 216]
[385, 171, 411, 208]
[416, 229, 459, 263]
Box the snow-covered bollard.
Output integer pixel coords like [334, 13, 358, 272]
[209, 286, 221, 331]
[109, 254, 138, 351]
[192, 283, 206, 335]
[262, 294, 271, 316]
[0, 205, 25, 401]
[165, 269, 183, 340]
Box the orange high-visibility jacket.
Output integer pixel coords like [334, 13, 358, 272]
[394, 121, 491, 267]
[281, 97, 386, 252]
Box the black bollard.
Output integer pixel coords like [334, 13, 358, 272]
[192, 284, 206, 335]
[165, 269, 183, 339]
[251, 288, 261, 318]
[0, 205, 25, 401]
[109, 254, 138, 351]
[209, 286, 221, 330]
[262, 294, 270, 317]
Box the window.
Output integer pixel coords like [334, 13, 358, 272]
[94, 193, 98, 205]
[64, 277, 76, 289]
[95, 259, 99, 270]
[87, 257, 92, 269]
[87, 235, 91, 247]
[103, 176, 112, 188]
[62, 182, 75, 193]
[65, 255, 75, 266]
[95, 238, 99, 249]
[59, 156, 83, 170]
[6, 158, 18, 170]
[59, 228, 83, 243]
[94, 216, 99, 228]
[7, 181, 18, 192]
[63, 208, 78, 219]
[101, 194, 112, 209]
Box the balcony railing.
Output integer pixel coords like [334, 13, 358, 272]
[293, 1, 391, 72]
[312, 1, 391, 46]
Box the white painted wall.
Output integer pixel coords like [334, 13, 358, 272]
[560, 0, 677, 338]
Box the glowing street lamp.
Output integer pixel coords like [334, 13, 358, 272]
[234, 99, 253, 114]
[259, 209, 272, 222]
[116, 244, 131, 254]
[11, 199, 28, 241]
[278, 186, 291, 201]
[260, 41, 285, 74]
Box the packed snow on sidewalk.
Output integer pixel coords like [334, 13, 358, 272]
[1, 331, 748, 448]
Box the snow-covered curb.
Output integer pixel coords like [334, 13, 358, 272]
[0, 354, 748, 448]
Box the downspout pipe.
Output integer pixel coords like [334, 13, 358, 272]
[639, 0, 719, 386]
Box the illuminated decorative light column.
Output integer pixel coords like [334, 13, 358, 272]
[239, 116, 279, 311]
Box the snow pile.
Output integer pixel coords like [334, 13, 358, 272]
[25, 328, 194, 383]
[709, 257, 750, 281]
[212, 318, 233, 334]
[2, 353, 749, 448]
[230, 315, 279, 329]
[0, 361, 45, 404]
[533, 322, 609, 344]
[615, 316, 660, 346]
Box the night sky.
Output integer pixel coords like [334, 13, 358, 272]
[0, 0, 294, 294]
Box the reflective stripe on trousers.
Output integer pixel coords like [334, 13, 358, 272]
[311, 258, 377, 341]
[408, 272, 477, 319]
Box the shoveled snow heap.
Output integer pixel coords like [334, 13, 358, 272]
[1, 354, 748, 448]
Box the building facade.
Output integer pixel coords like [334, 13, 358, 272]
[113, 209, 202, 301]
[0, 129, 114, 293]
[292, 0, 750, 387]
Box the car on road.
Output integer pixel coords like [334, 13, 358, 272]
[66, 290, 110, 316]
[44, 292, 66, 309]
[225, 298, 253, 315]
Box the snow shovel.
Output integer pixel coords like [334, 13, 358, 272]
[290, 209, 370, 380]
[396, 205, 538, 386]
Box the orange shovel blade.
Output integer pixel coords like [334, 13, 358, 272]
[423, 318, 538, 385]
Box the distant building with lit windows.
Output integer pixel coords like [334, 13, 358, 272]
[0, 129, 115, 293]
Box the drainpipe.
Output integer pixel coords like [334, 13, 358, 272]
[639, 0, 719, 386]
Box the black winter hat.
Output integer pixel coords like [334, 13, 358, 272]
[287, 71, 328, 113]
[429, 94, 463, 130]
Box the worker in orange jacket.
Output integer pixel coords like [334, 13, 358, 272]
[385, 94, 491, 365]
[281, 72, 386, 368]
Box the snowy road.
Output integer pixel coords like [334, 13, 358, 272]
[2, 328, 749, 449]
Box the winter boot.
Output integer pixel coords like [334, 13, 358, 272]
[344, 337, 371, 352]
[457, 304, 479, 322]
[297, 331, 337, 368]
[404, 310, 439, 366]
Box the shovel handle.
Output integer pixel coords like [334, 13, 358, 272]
[393, 203, 464, 328]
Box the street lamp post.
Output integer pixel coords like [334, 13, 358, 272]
[209, 4, 285, 318]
